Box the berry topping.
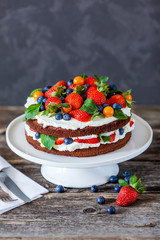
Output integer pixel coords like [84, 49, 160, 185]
[103, 106, 114, 117]
[55, 138, 64, 145]
[84, 84, 91, 89]
[73, 76, 85, 85]
[85, 85, 97, 96]
[107, 206, 116, 214]
[97, 196, 105, 204]
[97, 105, 103, 113]
[64, 138, 73, 145]
[56, 185, 64, 193]
[112, 103, 122, 110]
[45, 97, 62, 109]
[62, 103, 72, 113]
[37, 96, 45, 104]
[108, 84, 117, 90]
[33, 91, 44, 101]
[67, 79, 73, 87]
[66, 88, 73, 95]
[91, 185, 98, 193]
[42, 98, 47, 104]
[103, 103, 109, 108]
[106, 94, 126, 108]
[70, 109, 92, 122]
[87, 90, 106, 105]
[74, 137, 100, 144]
[65, 93, 83, 110]
[110, 133, 116, 142]
[63, 113, 71, 121]
[109, 175, 118, 183]
[35, 132, 40, 139]
[55, 112, 63, 120]
[81, 94, 87, 101]
[44, 86, 56, 98]
[119, 128, 124, 135]
[130, 120, 134, 127]
[39, 105, 45, 112]
[114, 184, 122, 193]
[84, 77, 97, 86]
[60, 96, 65, 102]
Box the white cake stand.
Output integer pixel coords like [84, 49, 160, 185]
[6, 114, 153, 188]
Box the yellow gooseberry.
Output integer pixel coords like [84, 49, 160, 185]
[33, 91, 44, 101]
[103, 106, 114, 117]
[73, 76, 85, 85]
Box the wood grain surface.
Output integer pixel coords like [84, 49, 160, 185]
[0, 106, 159, 240]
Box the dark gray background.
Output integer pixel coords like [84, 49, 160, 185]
[0, 0, 160, 105]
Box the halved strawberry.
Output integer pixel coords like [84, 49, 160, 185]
[130, 120, 134, 127]
[84, 77, 97, 86]
[74, 137, 100, 144]
[70, 109, 92, 122]
[110, 132, 116, 142]
[45, 97, 62, 109]
[87, 90, 106, 105]
[55, 138, 64, 145]
[65, 93, 83, 110]
[106, 94, 126, 108]
[30, 127, 36, 132]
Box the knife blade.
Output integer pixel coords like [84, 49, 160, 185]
[0, 171, 31, 203]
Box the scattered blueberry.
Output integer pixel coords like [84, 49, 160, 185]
[56, 185, 64, 193]
[103, 103, 109, 108]
[97, 105, 103, 113]
[60, 96, 65, 102]
[108, 84, 117, 90]
[114, 184, 122, 193]
[37, 96, 44, 104]
[112, 103, 122, 110]
[63, 113, 71, 121]
[67, 79, 73, 87]
[35, 132, 40, 139]
[119, 128, 124, 135]
[81, 94, 87, 101]
[43, 85, 52, 92]
[97, 196, 105, 204]
[84, 84, 91, 89]
[91, 185, 98, 193]
[123, 171, 131, 177]
[124, 175, 131, 184]
[109, 175, 118, 183]
[39, 105, 45, 111]
[107, 206, 116, 214]
[42, 98, 47, 104]
[64, 138, 73, 145]
[66, 88, 73, 95]
[55, 112, 63, 120]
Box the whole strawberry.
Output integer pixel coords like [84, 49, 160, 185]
[65, 93, 83, 110]
[85, 85, 97, 96]
[116, 175, 146, 207]
[84, 77, 97, 86]
[87, 90, 106, 105]
[45, 97, 62, 109]
[106, 94, 126, 108]
[70, 109, 92, 122]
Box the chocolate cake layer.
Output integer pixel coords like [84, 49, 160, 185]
[26, 117, 131, 138]
[25, 131, 131, 157]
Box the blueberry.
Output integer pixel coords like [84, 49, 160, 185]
[106, 92, 115, 99]
[108, 84, 117, 90]
[84, 84, 91, 89]
[119, 128, 124, 135]
[123, 171, 131, 177]
[97, 105, 103, 113]
[42, 98, 47, 104]
[107, 206, 116, 214]
[97, 196, 105, 204]
[63, 113, 71, 121]
[60, 96, 65, 102]
[39, 105, 45, 111]
[56, 185, 64, 193]
[67, 79, 73, 87]
[37, 96, 44, 104]
[81, 94, 87, 101]
[43, 85, 52, 92]
[112, 103, 122, 110]
[66, 88, 73, 95]
[41, 89, 46, 94]
[64, 138, 73, 145]
[103, 103, 109, 108]
[35, 132, 40, 139]
[114, 184, 122, 193]
[109, 175, 118, 183]
[55, 112, 63, 120]
[124, 175, 131, 184]
[91, 185, 98, 193]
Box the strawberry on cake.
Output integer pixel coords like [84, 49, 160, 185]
[24, 74, 135, 157]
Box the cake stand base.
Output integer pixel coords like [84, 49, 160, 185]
[41, 164, 119, 188]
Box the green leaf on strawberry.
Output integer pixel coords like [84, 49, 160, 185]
[118, 179, 129, 187]
[113, 109, 128, 120]
[25, 103, 41, 120]
[40, 134, 57, 150]
[123, 89, 131, 98]
[99, 135, 111, 142]
[80, 99, 97, 115]
[74, 85, 87, 95]
[28, 88, 43, 97]
[119, 175, 146, 194]
[81, 73, 88, 79]
[50, 85, 66, 98]
[129, 175, 137, 185]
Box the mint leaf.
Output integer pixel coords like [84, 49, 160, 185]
[91, 112, 104, 120]
[25, 103, 41, 120]
[42, 109, 50, 116]
[137, 186, 146, 194]
[119, 179, 129, 187]
[41, 134, 57, 150]
[59, 103, 70, 108]
[99, 135, 111, 142]
[29, 88, 43, 97]
[94, 74, 101, 81]
[129, 175, 137, 185]
[123, 89, 131, 98]
[80, 99, 97, 114]
[113, 109, 128, 120]
[81, 73, 88, 79]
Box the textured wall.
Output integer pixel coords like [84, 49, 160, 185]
[0, 0, 160, 105]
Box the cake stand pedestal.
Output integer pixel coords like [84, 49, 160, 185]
[6, 114, 153, 188]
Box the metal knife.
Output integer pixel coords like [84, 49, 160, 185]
[0, 171, 31, 203]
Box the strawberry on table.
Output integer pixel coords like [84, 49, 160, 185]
[106, 94, 126, 108]
[116, 175, 146, 207]
[45, 97, 62, 109]
[65, 93, 83, 110]
[70, 109, 92, 122]
[87, 90, 106, 105]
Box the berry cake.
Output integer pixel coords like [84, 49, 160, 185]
[24, 74, 135, 157]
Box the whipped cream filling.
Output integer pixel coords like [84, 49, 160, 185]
[25, 119, 135, 152]
[24, 97, 132, 130]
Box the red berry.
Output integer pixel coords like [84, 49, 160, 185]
[55, 138, 64, 145]
[30, 127, 36, 132]
[45, 86, 56, 98]
[74, 137, 100, 144]
[87, 90, 106, 105]
[68, 84, 77, 90]
[116, 186, 138, 207]
[45, 97, 62, 109]
[130, 120, 134, 127]
[65, 93, 83, 110]
[56, 80, 67, 88]
[84, 77, 97, 86]
[110, 132, 116, 142]
[85, 85, 97, 96]
[70, 109, 92, 122]
[106, 94, 126, 108]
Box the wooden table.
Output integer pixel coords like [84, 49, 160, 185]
[0, 106, 159, 240]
